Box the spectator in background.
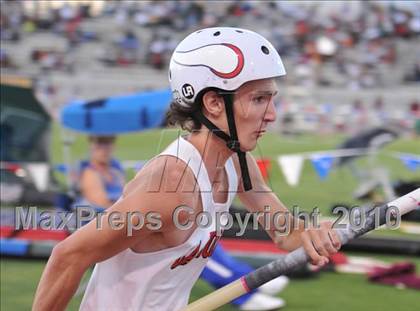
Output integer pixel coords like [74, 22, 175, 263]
[75, 135, 124, 211]
[0, 49, 17, 68]
[372, 96, 387, 126]
[406, 100, 420, 135]
[117, 29, 140, 64]
[352, 99, 369, 130]
[410, 100, 420, 118]
[147, 33, 168, 70]
[404, 59, 420, 83]
[409, 11, 420, 36]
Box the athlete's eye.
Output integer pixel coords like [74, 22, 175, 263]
[253, 95, 270, 104]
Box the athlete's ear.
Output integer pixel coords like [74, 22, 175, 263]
[202, 90, 224, 118]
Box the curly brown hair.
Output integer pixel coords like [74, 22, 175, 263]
[166, 88, 235, 132]
[166, 99, 202, 132]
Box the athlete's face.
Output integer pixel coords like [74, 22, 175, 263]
[232, 78, 278, 151]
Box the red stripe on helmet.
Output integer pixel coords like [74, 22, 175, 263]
[210, 44, 244, 79]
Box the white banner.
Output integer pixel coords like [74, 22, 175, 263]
[26, 163, 50, 192]
[277, 155, 304, 187]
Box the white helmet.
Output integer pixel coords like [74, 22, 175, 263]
[168, 27, 286, 191]
[169, 27, 286, 106]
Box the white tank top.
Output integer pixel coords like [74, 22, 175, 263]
[80, 136, 238, 311]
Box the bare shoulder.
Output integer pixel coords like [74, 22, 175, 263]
[80, 167, 101, 186]
[124, 155, 198, 196]
[80, 166, 98, 179]
[119, 155, 201, 225]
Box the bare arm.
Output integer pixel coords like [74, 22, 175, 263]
[235, 154, 341, 265]
[33, 156, 198, 311]
[80, 168, 113, 208]
[235, 154, 302, 248]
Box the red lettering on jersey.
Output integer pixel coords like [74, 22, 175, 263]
[170, 231, 220, 270]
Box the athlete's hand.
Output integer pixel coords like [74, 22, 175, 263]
[300, 221, 341, 266]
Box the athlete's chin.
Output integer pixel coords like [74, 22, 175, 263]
[240, 140, 257, 152]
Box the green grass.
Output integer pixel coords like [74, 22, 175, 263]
[2, 254, 420, 311]
[1, 124, 419, 310]
[0, 259, 89, 310]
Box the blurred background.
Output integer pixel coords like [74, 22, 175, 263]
[0, 1, 419, 310]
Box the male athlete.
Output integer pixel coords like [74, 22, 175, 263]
[33, 27, 341, 311]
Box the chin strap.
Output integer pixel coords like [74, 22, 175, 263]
[193, 93, 252, 191]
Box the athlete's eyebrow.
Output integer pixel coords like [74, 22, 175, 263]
[252, 90, 278, 96]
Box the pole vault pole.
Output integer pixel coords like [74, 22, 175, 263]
[183, 188, 420, 311]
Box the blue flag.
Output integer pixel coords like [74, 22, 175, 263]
[54, 163, 69, 174]
[399, 155, 420, 171]
[311, 155, 334, 180]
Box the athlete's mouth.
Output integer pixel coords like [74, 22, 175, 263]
[256, 130, 266, 138]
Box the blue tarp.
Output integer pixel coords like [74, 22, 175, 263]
[0, 238, 29, 256]
[61, 89, 172, 134]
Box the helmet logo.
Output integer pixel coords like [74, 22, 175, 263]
[181, 84, 195, 99]
[174, 44, 244, 79]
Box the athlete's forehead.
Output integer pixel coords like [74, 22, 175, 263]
[236, 78, 279, 97]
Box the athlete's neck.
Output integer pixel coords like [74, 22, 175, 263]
[186, 129, 233, 179]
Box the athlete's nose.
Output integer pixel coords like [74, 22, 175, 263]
[264, 100, 277, 123]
